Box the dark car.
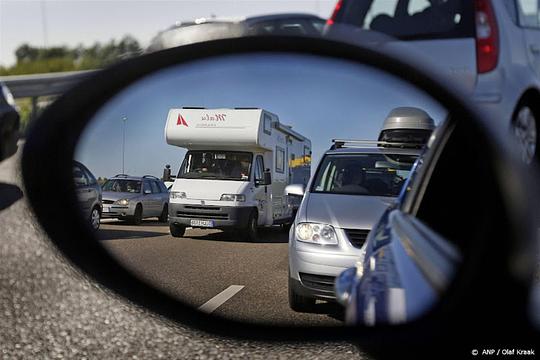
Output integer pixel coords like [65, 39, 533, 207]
[147, 13, 325, 52]
[73, 161, 102, 231]
[0, 82, 20, 161]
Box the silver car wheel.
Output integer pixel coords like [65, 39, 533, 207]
[513, 106, 537, 164]
[91, 208, 101, 230]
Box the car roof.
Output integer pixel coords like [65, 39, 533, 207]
[324, 146, 422, 156]
[109, 175, 161, 182]
[244, 13, 325, 23]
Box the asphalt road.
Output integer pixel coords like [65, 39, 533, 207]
[99, 221, 344, 326]
[0, 145, 368, 359]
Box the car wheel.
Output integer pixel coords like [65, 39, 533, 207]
[90, 206, 101, 231]
[169, 223, 186, 238]
[512, 104, 538, 164]
[242, 211, 258, 242]
[130, 204, 143, 225]
[159, 204, 168, 222]
[288, 275, 316, 313]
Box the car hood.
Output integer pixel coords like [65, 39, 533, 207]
[305, 193, 394, 230]
[102, 191, 140, 201]
[172, 178, 249, 201]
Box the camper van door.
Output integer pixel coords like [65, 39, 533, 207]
[253, 154, 271, 226]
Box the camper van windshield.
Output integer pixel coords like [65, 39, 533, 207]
[312, 153, 417, 197]
[178, 151, 253, 181]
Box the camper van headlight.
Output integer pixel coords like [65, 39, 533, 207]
[114, 199, 129, 206]
[220, 194, 246, 202]
[170, 191, 186, 199]
[296, 223, 338, 245]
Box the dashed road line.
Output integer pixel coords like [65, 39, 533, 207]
[198, 285, 245, 314]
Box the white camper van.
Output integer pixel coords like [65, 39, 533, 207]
[164, 107, 311, 241]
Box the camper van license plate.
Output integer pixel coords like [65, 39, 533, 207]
[191, 219, 214, 228]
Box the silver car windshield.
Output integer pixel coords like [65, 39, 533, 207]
[311, 153, 417, 197]
[178, 151, 253, 181]
[102, 179, 141, 193]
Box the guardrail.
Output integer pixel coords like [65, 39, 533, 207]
[0, 70, 98, 99]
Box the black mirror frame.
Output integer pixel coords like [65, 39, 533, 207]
[21, 36, 538, 354]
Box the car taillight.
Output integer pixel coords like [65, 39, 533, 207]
[326, 0, 343, 26]
[475, 0, 499, 73]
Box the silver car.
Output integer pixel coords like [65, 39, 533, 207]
[286, 144, 420, 312]
[101, 175, 169, 225]
[327, 0, 540, 164]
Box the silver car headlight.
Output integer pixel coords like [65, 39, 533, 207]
[220, 194, 246, 202]
[170, 191, 186, 199]
[114, 199, 129, 206]
[296, 223, 338, 245]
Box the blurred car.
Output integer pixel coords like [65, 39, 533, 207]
[326, 0, 540, 164]
[147, 13, 325, 52]
[334, 120, 462, 325]
[0, 82, 19, 161]
[73, 161, 102, 231]
[101, 174, 169, 224]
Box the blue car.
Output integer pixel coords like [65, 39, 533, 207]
[335, 120, 463, 325]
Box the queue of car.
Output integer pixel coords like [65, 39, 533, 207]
[73, 104, 437, 317]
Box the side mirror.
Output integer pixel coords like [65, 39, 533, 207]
[255, 170, 272, 186]
[263, 170, 272, 185]
[335, 267, 358, 306]
[285, 184, 305, 197]
[144, 189, 151, 195]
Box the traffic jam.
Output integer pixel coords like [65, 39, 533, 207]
[74, 103, 437, 325]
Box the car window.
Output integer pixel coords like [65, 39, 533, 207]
[158, 181, 168, 193]
[82, 167, 97, 185]
[517, 0, 540, 28]
[255, 155, 264, 181]
[102, 179, 142, 193]
[250, 19, 310, 35]
[150, 180, 160, 193]
[72, 165, 89, 187]
[337, 0, 475, 40]
[143, 180, 153, 193]
[311, 153, 416, 197]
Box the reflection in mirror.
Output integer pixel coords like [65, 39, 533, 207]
[75, 53, 454, 327]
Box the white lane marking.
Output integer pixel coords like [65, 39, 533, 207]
[198, 285, 245, 314]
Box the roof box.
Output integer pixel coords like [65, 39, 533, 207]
[378, 107, 435, 146]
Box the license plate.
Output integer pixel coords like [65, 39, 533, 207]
[190, 219, 214, 227]
[103, 206, 111, 213]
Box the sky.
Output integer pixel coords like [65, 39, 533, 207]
[0, 0, 336, 66]
[75, 53, 447, 179]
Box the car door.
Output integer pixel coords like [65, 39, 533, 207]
[73, 164, 92, 216]
[150, 180, 164, 215]
[82, 165, 101, 212]
[517, 0, 540, 78]
[141, 180, 155, 216]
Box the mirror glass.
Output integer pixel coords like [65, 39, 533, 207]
[74, 53, 454, 326]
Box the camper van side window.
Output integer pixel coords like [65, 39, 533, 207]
[263, 114, 272, 135]
[276, 147, 285, 173]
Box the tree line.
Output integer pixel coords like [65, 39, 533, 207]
[0, 35, 141, 76]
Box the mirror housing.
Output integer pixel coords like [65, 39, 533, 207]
[20, 36, 539, 348]
[144, 189, 151, 195]
[285, 184, 305, 197]
[263, 170, 272, 185]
